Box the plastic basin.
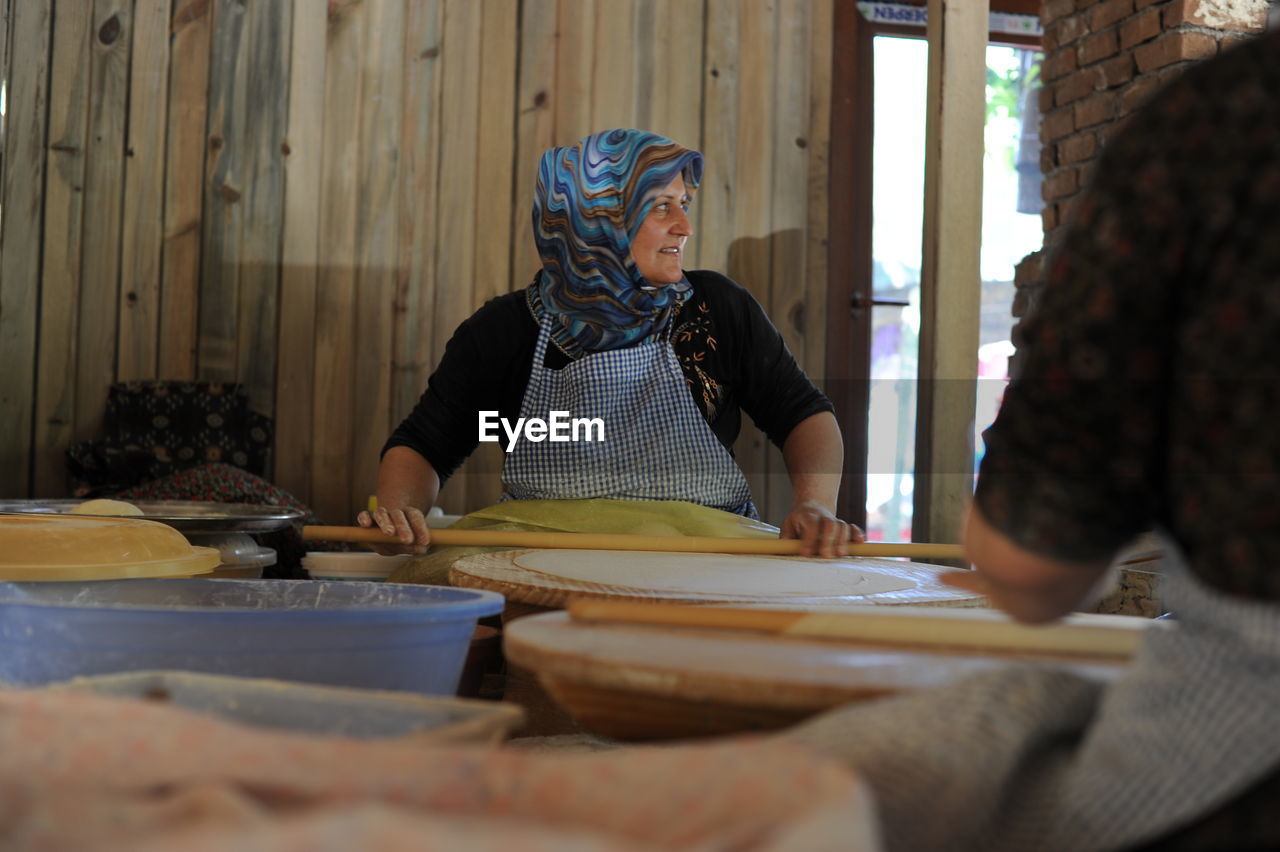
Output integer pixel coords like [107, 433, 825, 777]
[0, 579, 504, 695]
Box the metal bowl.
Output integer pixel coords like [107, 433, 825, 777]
[0, 500, 304, 533]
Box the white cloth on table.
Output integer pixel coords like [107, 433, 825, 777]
[0, 686, 880, 851]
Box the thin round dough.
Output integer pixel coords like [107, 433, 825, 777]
[512, 549, 917, 598]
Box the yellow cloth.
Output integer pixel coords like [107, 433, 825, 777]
[389, 498, 780, 585]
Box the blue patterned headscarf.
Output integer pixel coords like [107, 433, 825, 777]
[532, 128, 704, 354]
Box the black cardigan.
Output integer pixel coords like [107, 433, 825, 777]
[384, 269, 834, 483]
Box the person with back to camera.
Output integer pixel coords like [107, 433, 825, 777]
[779, 30, 1280, 852]
[357, 129, 860, 559]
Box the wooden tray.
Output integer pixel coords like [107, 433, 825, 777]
[504, 611, 1132, 740]
[449, 549, 984, 611]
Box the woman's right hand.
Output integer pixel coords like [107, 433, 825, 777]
[356, 506, 432, 555]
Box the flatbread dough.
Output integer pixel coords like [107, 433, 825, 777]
[512, 549, 917, 598]
[69, 499, 145, 517]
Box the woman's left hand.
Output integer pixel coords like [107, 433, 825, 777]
[780, 500, 864, 558]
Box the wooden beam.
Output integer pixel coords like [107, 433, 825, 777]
[0, 0, 51, 494]
[34, 0, 90, 496]
[275, 0, 327, 502]
[825, 1, 872, 526]
[912, 0, 987, 545]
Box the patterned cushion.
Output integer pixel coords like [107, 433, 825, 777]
[68, 381, 272, 492]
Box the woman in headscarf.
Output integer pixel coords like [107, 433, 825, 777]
[359, 129, 857, 556]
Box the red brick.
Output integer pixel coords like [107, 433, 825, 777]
[1120, 8, 1161, 49]
[1134, 31, 1219, 73]
[1074, 91, 1118, 128]
[1042, 107, 1076, 142]
[1090, 0, 1134, 30]
[1120, 73, 1164, 112]
[1075, 0, 1103, 9]
[1078, 29, 1119, 66]
[1041, 203, 1059, 235]
[1041, 144, 1057, 174]
[1058, 132, 1098, 164]
[1096, 53, 1135, 88]
[1164, 0, 1266, 31]
[1042, 168, 1080, 202]
[1097, 117, 1131, 147]
[1054, 66, 1102, 106]
[1050, 15, 1088, 47]
[1014, 252, 1043, 287]
[1220, 34, 1254, 51]
[1042, 48, 1079, 82]
[1039, 84, 1056, 114]
[1012, 288, 1031, 319]
[1042, 0, 1077, 25]
[1134, 0, 1162, 8]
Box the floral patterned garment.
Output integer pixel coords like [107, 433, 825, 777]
[68, 381, 272, 495]
[975, 31, 1280, 601]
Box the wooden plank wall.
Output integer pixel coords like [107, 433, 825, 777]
[1, 0, 835, 528]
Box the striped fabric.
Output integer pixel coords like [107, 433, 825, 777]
[532, 128, 703, 355]
[782, 539, 1280, 851]
[502, 314, 755, 516]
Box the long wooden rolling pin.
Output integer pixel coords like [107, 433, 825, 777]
[567, 599, 1167, 659]
[300, 525, 967, 560]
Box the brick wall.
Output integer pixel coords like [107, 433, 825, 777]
[1010, 0, 1268, 333]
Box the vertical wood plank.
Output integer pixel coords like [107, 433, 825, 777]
[198, 0, 245, 382]
[33, 0, 91, 496]
[75, 0, 132, 445]
[768, 0, 808, 360]
[648, 0, 704, 146]
[589, 0, 635, 130]
[431, 0, 481, 511]
[0, 0, 7, 107]
[464, 0, 519, 510]
[510, 0, 556, 303]
[276, 0, 327, 503]
[474, 0, 517, 307]
[235, 0, 289, 416]
[430, 0, 481, 369]
[311, 0, 364, 523]
[393, 0, 443, 422]
[804, 0, 833, 382]
[914, 0, 987, 545]
[650, 0, 706, 270]
[729, 0, 777, 521]
[159, 0, 212, 380]
[697, 0, 737, 277]
[117, 0, 170, 382]
[763, 0, 812, 525]
[553, 0, 593, 145]
[350, 0, 404, 517]
[0, 0, 51, 494]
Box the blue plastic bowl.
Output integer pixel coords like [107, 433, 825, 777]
[0, 579, 504, 695]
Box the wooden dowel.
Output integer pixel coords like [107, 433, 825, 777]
[566, 600, 1159, 658]
[300, 525, 967, 560]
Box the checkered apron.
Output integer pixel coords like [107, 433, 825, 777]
[502, 315, 756, 516]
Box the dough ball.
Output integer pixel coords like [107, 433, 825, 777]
[70, 498, 145, 517]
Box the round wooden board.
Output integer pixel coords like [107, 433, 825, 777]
[503, 611, 1130, 740]
[449, 549, 985, 610]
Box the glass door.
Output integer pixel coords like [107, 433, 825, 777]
[861, 34, 1043, 541]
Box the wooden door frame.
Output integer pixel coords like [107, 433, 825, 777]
[826, 0, 1041, 531]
